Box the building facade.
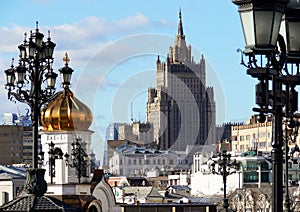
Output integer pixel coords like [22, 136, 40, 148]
[109, 144, 188, 177]
[146, 10, 216, 151]
[103, 123, 121, 167]
[22, 126, 33, 165]
[0, 165, 25, 206]
[0, 125, 23, 165]
[190, 152, 272, 196]
[231, 115, 273, 153]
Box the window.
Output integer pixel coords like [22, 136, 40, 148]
[240, 136, 244, 141]
[240, 145, 244, 151]
[234, 144, 238, 150]
[258, 142, 266, 148]
[261, 162, 269, 170]
[244, 172, 259, 183]
[261, 172, 269, 182]
[268, 132, 272, 138]
[259, 132, 266, 138]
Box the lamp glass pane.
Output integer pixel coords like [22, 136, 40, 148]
[288, 22, 300, 52]
[240, 10, 255, 46]
[255, 11, 273, 45]
[19, 46, 26, 59]
[29, 46, 35, 58]
[6, 73, 15, 85]
[46, 77, 56, 88]
[61, 73, 71, 85]
[279, 19, 287, 44]
[44, 47, 54, 59]
[271, 11, 283, 46]
[16, 68, 26, 84]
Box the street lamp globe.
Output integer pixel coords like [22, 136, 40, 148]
[280, 1, 300, 63]
[59, 53, 74, 86]
[233, 0, 288, 55]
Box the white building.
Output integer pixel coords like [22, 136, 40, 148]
[0, 165, 25, 206]
[168, 170, 190, 186]
[109, 144, 187, 177]
[190, 152, 272, 196]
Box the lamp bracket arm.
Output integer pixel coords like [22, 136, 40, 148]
[271, 34, 286, 72]
[9, 90, 33, 109]
[237, 48, 250, 68]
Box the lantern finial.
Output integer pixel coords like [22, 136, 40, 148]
[63, 52, 70, 65]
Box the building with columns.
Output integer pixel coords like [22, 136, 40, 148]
[146, 10, 216, 151]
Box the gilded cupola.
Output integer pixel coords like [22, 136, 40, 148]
[41, 53, 92, 131]
[41, 86, 92, 131]
[41, 86, 93, 131]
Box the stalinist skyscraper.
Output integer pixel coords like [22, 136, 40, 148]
[146, 10, 216, 151]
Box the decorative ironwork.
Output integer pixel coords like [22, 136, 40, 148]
[3, 22, 72, 169]
[3, 22, 72, 197]
[38, 141, 63, 184]
[232, 1, 300, 211]
[64, 138, 89, 184]
[210, 150, 239, 211]
[283, 117, 299, 211]
[24, 169, 47, 197]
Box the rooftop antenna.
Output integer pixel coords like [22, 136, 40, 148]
[131, 102, 134, 123]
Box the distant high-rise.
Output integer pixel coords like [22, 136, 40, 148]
[146, 10, 216, 150]
[3, 113, 18, 125]
[2, 113, 31, 126]
[103, 123, 120, 167]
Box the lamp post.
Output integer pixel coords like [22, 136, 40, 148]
[3, 22, 72, 196]
[283, 117, 299, 211]
[210, 150, 240, 211]
[64, 138, 89, 184]
[38, 141, 64, 184]
[232, 1, 300, 211]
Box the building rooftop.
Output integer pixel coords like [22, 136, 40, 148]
[0, 195, 80, 212]
[0, 165, 26, 179]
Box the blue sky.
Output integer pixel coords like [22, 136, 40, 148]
[0, 0, 258, 159]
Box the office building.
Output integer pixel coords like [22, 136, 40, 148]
[146, 10, 216, 151]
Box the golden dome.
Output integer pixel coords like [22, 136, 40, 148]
[41, 86, 93, 131]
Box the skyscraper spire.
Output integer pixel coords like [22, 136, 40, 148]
[178, 8, 184, 37]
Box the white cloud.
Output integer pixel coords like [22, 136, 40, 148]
[0, 13, 173, 117]
[0, 13, 171, 65]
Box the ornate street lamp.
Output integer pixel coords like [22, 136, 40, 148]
[3, 22, 73, 196]
[38, 141, 64, 184]
[232, 1, 300, 211]
[64, 138, 89, 184]
[210, 150, 240, 211]
[283, 117, 299, 211]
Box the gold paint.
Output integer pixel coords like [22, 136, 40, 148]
[41, 86, 92, 131]
[63, 52, 70, 64]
